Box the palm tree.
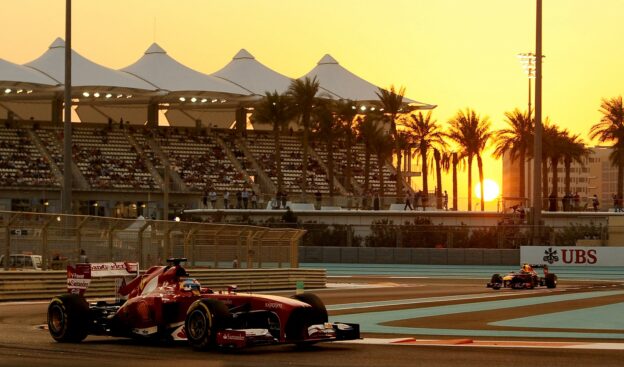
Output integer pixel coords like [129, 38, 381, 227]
[250, 91, 294, 193]
[357, 114, 385, 192]
[402, 111, 446, 207]
[433, 148, 443, 209]
[543, 123, 567, 208]
[493, 108, 533, 201]
[311, 101, 338, 197]
[288, 76, 320, 198]
[376, 85, 407, 200]
[334, 100, 358, 193]
[395, 131, 411, 200]
[371, 130, 394, 196]
[447, 108, 492, 211]
[442, 151, 463, 211]
[589, 96, 624, 199]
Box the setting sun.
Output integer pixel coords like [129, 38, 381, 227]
[475, 179, 500, 202]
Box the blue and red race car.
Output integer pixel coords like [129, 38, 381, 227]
[47, 258, 359, 349]
[486, 263, 557, 290]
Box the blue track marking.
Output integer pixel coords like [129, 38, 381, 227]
[303, 263, 624, 280]
[490, 302, 624, 330]
[329, 290, 624, 339]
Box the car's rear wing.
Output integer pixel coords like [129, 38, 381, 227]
[67, 262, 139, 296]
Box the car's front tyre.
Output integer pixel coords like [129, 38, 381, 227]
[185, 299, 230, 350]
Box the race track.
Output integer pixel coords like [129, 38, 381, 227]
[1, 265, 623, 367]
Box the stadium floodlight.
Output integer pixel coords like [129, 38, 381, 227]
[191, 97, 197, 103]
[93, 92, 100, 98]
[82, 92, 90, 97]
[105, 93, 112, 98]
[360, 106, 367, 111]
[4, 88, 11, 94]
[17, 89, 23, 94]
[201, 98, 207, 103]
[179, 97, 186, 102]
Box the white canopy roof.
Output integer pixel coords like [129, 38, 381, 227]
[302, 54, 435, 108]
[25, 38, 156, 93]
[122, 43, 250, 100]
[211, 49, 293, 95]
[0, 58, 58, 89]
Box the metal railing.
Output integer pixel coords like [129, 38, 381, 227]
[0, 211, 305, 270]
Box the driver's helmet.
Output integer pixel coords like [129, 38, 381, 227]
[180, 278, 201, 292]
[522, 264, 533, 273]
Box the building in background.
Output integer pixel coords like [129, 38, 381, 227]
[502, 146, 616, 211]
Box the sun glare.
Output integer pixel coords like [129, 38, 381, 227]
[475, 179, 500, 202]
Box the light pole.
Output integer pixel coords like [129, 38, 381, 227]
[61, 0, 72, 214]
[517, 52, 536, 117]
[532, 0, 544, 242]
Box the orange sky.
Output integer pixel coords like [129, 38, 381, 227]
[2, 0, 623, 209]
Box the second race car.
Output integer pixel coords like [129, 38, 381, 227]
[486, 263, 557, 290]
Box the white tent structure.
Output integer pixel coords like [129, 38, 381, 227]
[26, 38, 157, 95]
[0, 58, 58, 90]
[302, 54, 436, 108]
[0, 58, 59, 120]
[122, 43, 251, 102]
[211, 49, 293, 95]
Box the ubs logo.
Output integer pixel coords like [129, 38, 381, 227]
[543, 247, 559, 264]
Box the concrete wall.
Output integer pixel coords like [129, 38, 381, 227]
[299, 246, 520, 265]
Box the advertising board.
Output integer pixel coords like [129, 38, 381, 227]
[521, 246, 624, 266]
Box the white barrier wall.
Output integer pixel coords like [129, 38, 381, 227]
[521, 246, 624, 266]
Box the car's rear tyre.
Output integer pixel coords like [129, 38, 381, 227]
[288, 293, 328, 347]
[185, 299, 230, 350]
[47, 294, 90, 343]
[545, 273, 557, 288]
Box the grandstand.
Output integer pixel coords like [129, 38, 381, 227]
[0, 120, 402, 217]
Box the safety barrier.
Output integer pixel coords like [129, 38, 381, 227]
[299, 246, 520, 265]
[0, 268, 326, 302]
[1, 211, 305, 270]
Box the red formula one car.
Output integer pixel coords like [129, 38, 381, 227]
[47, 258, 359, 349]
[486, 263, 557, 290]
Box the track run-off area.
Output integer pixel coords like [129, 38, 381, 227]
[1, 264, 624, 367]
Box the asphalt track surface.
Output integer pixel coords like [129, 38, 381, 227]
[1, 268, 624, 367]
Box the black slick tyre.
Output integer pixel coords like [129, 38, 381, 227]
[545, 273, 557, 288]
[288, 293, 328, 347]
[490, 274, 503, 290]
[185, 299, 230, 350]
[47, 294, 90, 343]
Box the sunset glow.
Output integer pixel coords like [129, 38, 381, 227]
[475, 179, 500, 202]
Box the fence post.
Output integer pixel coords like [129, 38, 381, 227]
[138, 221, 151, 268]
[4, 214, 18, 270]
[183, 228, 198, 265]
[76, 217, 89, 263]
[108, 225, 114, 262]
